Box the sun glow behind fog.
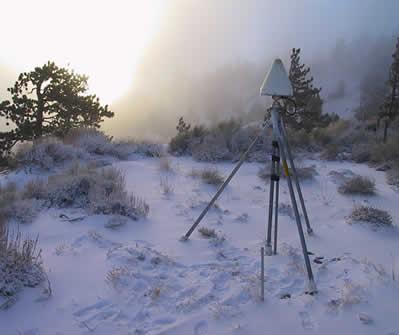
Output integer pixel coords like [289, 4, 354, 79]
[0, 0, 167, 104]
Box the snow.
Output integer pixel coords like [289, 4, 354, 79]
[1, 155, 399, 334]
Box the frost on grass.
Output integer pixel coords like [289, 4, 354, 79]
[160, 176, 174, 196]
[2, 164, 149, 223]
[198, 227, 225, 246]
[191, 133, 232, 162]
[65, 127, 164, 159]
[15, 138, 87, 170]
[0, 220, 45, 300]
[47, 165, 149, 220]
[347, 205, 393, 227]
[198, 227, 218, 239]
[158, 156, 173, 172]
[0, 182, 41, 224]
[386, 161, 399, 187]
[12, 129, 163, 170]
[104, 215, 128, 229]
[190, 166, 224, 186]
[338, 175, 376, 195]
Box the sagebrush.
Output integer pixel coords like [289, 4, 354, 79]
[0, 221, 45, 298]
[338, 175, 376, 195]
[190, 167, 224, 186]
[347, 205, 393, 227]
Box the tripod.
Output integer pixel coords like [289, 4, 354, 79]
[181, 99, 316, 293]
[266, 99, 316, 293]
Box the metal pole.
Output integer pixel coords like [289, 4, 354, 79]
[273, 144, 280, 255]
[182, 132, 262, 240]
[279, 120, 313, 235]
[265, 150, 275, 255]
[260, 246, 265, 301]
[271, 105, 316, 293]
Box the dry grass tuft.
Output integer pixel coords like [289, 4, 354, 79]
[160, 176, 174, 196]
[159, 156, 173, 172]
[22, 179, 47, 200]
[338, 175, 376, 195]
[347, 205, 392, 227]
[0, 221, 45, 298]
[47, 164, 149, 219]
[198, 227, 218, 239]
[0, 182, 41, 224]
[191, 167, 224, 186]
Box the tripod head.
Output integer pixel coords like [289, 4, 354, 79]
[260, 59, 297, 124]
[263, 96, 297, 129]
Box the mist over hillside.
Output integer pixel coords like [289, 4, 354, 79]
[102, 1, 399, 139]
[1, 1, 398, 139]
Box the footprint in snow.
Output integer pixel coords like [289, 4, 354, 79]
[299, 311, 315, 330]
[194, 320, 209, 335]
[20, 329, 40, 335]
[73, 298, 119, 330]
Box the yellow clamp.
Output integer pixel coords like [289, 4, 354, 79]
[282, 160, 290, 176]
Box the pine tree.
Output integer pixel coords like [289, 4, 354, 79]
[285, 48, 333, 131]
[379, 38, 399, 143]
[0, 61, 114, 155]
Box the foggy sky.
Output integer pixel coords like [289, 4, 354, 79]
[104, 1, 399, 138]
[1, 1, 399, 138]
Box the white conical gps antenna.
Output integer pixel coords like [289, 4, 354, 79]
[260, 58, 293, 97]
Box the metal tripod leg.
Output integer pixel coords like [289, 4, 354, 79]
[265, 141, 277, 256]
[280, 121, 313, 235]
[278, 136, 316, 292]
[273, 143, 280, 255]
[182, 132, 262, 240]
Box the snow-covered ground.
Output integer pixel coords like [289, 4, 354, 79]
[1, 155, 399, 334]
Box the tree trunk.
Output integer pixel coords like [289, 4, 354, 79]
[36, 82, 43, 138]
[383, 119, 389, 143]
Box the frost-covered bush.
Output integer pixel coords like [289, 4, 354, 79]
[386, 161, 399, 186]
[198, 227, 218, 239]
[158, 156, 173, 172]
[286, 128, 313, 150]
[0, 223, 44, 298]
[169, 118, 206, 155]
[313, 120, 350, 145]
[22, 179, 47, 200]
[64, 127, 111, 149]
[129, 140, 163, 158]
[347, 205, 393, 227]
[169, 132, 192, 155]
[369, 139, 399, 164]
[15, 138, 86, 170]
[351, 143, 371, 163]
[0, 182, 41, 224]
[192, 133, 232, 162]
[321, 143, 340, 161]
[212, 119, 241, 151]
[294, 164, 318, 180]
[338, 175, 376, 195]
[169, 118, 244, 161]
[191, 167, 224, 186]
[351, 138, 399, 165]
[160, 176, 174, 196]
[230, 125, 258, 154]
[3, 164, 149, 222]
[64, 128, 163, 159]
[47, 165, 149, 219]
[105, 215, 128, 229]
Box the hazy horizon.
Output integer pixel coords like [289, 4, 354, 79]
[1, 0, 399, 139]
